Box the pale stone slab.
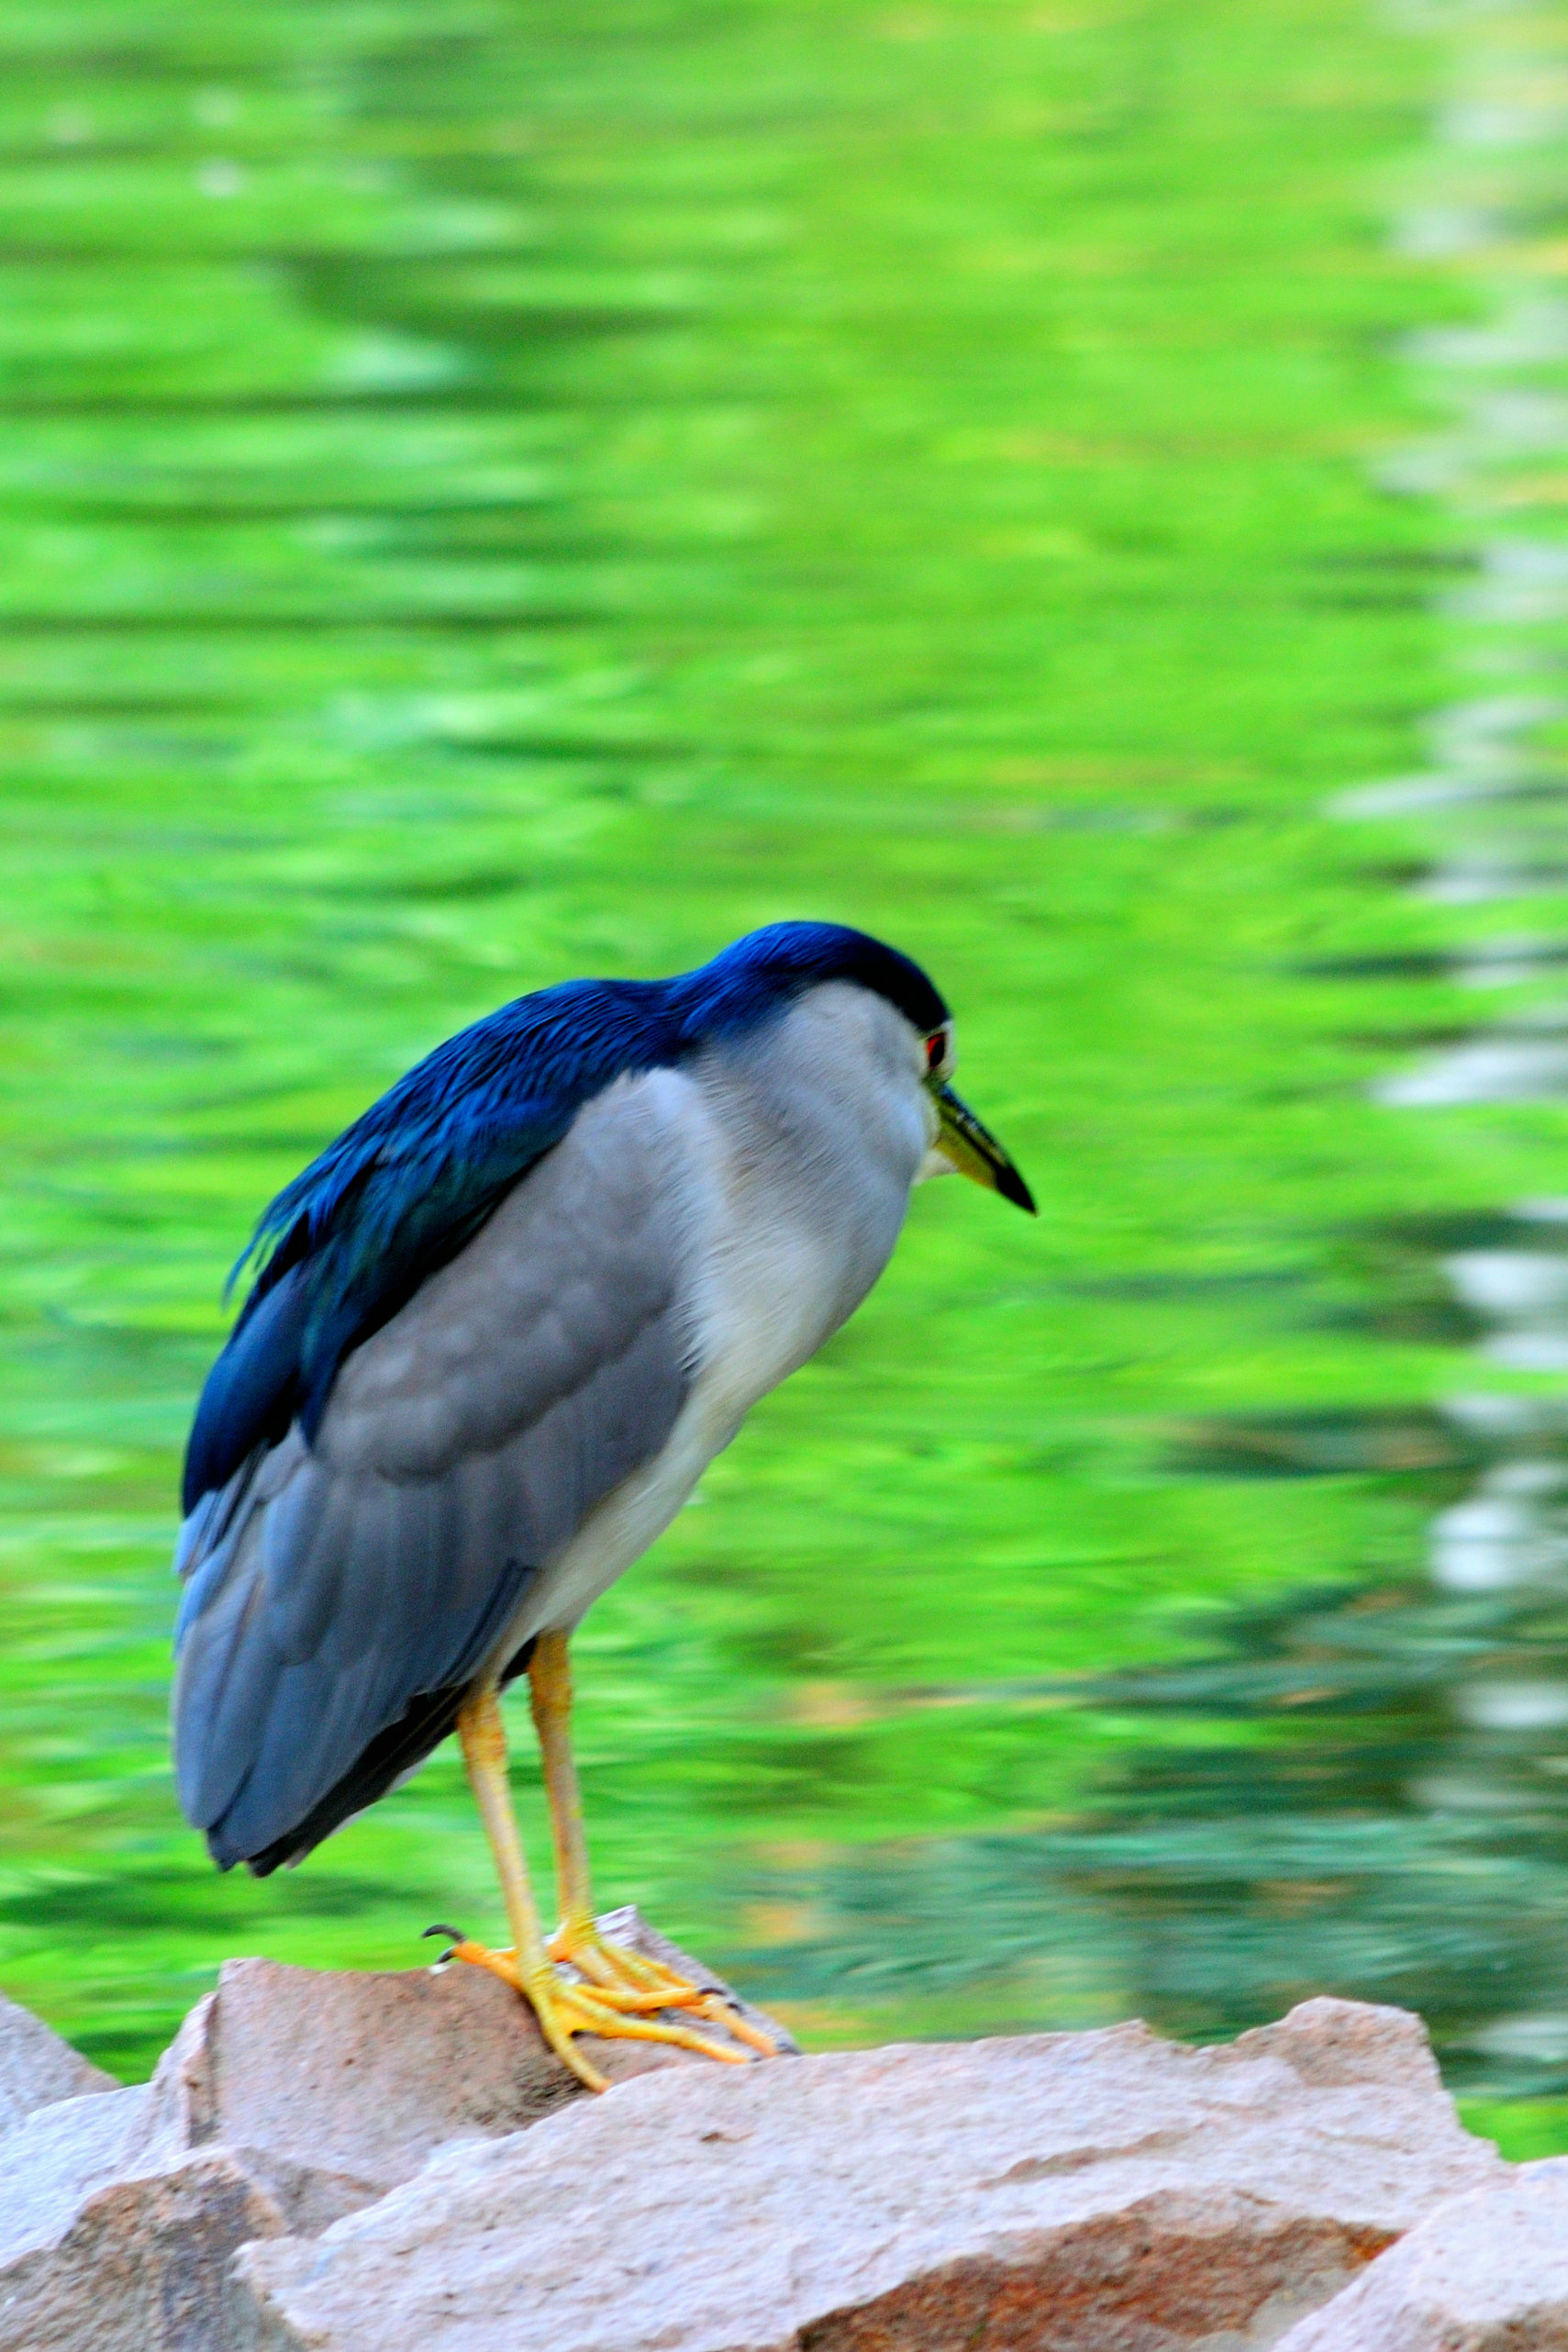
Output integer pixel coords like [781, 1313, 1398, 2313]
[0, 2144, 284, 2352]
[0, 1989, 114, 2139]
[0, 2083, 157, 2268]
[231, 1997, 1505, 2352]
[1273, 2158, 1568, 2349]
[0, 1909, 789, 2351]
[0, 2064, 287, 2350]
[144, 1906, 792, 2231]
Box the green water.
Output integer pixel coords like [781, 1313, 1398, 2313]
[6, 0, 1568, 2147]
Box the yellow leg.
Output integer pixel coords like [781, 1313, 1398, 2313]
[528, 1633, 777, 2059]
[528, 1631, 594, 1930]
[443, 1679, 761, 2090]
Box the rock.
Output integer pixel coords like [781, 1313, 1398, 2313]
[0, 2058, 288, 2350]
[0, 1989, 114, 2138]
[147, 1905, 793, 2234]
[1273, 2159, 1568, 2349]
[0, 1909, 785, 2351]
[0, 2127, 285, 2352]
[231, 1995, 1503, 2352]
[0, 2082, 161, 2258]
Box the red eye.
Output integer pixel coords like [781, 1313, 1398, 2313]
[925, 1034, 944, 1072]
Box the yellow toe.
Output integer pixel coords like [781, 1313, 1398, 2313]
[445, 1936, 762, 2087]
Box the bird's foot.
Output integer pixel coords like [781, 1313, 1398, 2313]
[549, 1912, 779, 2057]
[423, 1923, 766, 2092]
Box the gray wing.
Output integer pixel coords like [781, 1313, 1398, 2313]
[172, 1075, 695, 1870]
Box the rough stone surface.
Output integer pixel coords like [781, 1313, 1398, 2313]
[147, 1905, 791, 2233]
[0, 2138, 285, 2352]
[0, 1990, 114, 2139]
[0, 2081, 159, 2259]
[0, 1909, 785, 2351]
[1273, 2158, 1568, 2350]
[231, 1996, 1505, 2352]
[0, 2053, 288, 2350]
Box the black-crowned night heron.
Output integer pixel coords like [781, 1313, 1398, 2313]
[173, 922, 1033, 2086]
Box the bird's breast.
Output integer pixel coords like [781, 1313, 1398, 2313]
[478, 995, 928, 1644]
[679, 989, 930, 1443]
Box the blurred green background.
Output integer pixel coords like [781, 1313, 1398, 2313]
[6, 0, 1568, 2158]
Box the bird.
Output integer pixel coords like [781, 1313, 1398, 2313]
[172, 920, 1034, 2088]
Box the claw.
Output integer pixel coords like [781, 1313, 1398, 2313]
[547, 1921, 780, 2059]
[695, 1993, 778, 2057]
[423, 1922, 467, 1966]
[444, 1934, 760, 2090]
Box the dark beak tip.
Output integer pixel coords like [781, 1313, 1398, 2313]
[1003, 1169, 1038, 1216]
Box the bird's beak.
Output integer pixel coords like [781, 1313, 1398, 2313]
[929, 1080, 1036, 1214]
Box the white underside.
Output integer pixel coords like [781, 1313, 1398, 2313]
[487, 1077, 859, 1651]
[485, 987, 937, 1663]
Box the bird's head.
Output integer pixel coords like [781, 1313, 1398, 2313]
[915, 1013, 1036, 1214]
[684, 920, 1036, 1216]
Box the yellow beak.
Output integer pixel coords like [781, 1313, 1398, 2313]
[930, 1080, 1036, 1213]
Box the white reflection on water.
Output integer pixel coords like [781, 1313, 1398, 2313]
[1469, 2012, 1568, 2061]
[1364, 35, 1568, 1622]
[1381, 1036, 1568, 1098]
[1459, 1679, 1568, 1729]
[1448, 541, 1568, 624]
[1431, 1460, 1568, 1589]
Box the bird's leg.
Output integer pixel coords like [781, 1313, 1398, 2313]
[529, 1630, 695, 2004]
[441, 1678, 757, 2090]
[528, 1632, 596, 1950]
[529, 1632, 776, 2057]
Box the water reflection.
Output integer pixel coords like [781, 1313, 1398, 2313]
[1379, 1028, 1568, 1100]
[11, 0, 1568, 2114]
[741, 1477, 1568, 2094]
[1090, 37, 1568, 2092]
[727, 17, 1568, 2102]
[724, 1155, 1568, 2084]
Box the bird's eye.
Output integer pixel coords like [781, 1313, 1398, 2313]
[925, 1036, 943, 1072]
[925, 1026, 952, 1076]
